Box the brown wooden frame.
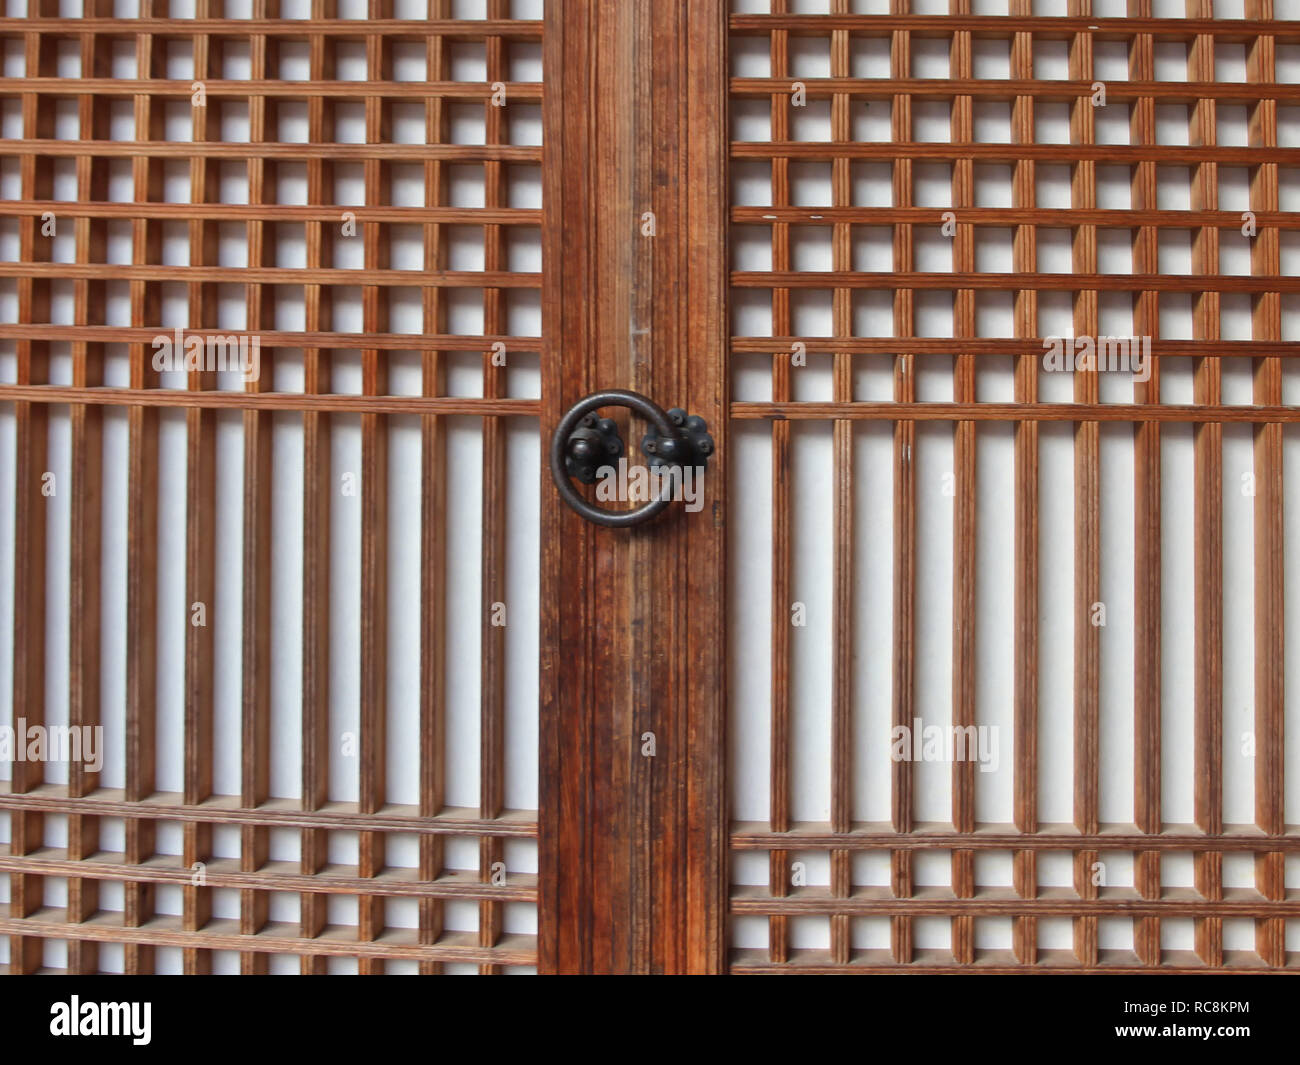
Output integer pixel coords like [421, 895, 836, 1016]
[2, 0, 545, 975]
[725, 0, 1297, 973]
[539, 0, 730, 975]
[3, 0, 1299, 977]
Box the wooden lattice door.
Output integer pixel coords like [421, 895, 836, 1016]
[2, 0, 1299, 978]
[1, 0, 546, 974]
[721, 0, 1300, 973]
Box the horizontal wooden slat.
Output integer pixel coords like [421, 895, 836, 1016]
[731, 824, 1300, 851]
[0, 325, 540, 352]
[730, 952, 1293, 973]
[0, 788, 537, 837]
[731, 77, 1300, 103]
[0, 18, 544, 38]
[733, 336, 1300, 358]
[1, 201, 540, 224]
[0, 262, 538, 287]
[733, 206, 1300, 230]
[1, 2, 544, 975]
[733, 270, 1300, 293]
[0, 140, 539, 161]
[729, 13, 1300, 40]
[731, 888, 1300, 919]
[732, 401, 1300, 424]
[0, 78, 542, 100]
[0, 852, 537, 901]
[0, 386, 538, 416]
[726, 2, 1293, 977]
[734, 141, 1300, 164]
[0, 910, 537, 965]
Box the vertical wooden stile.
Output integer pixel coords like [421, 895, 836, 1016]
[1009, 0, 1039, 968]
[889, 0, 917, 966]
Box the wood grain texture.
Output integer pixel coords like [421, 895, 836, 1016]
[1068, 4, 1100, 970]
[1187, 0, 1224, 969]
[7, 0, 56, 976]
[1246, 0, 1287, 970]
[418, 0, 452, 977]
[1127, 0, 1163, 968]
[64, 0, 112, 976]
[355, 0, 393, 975]
[889, 2, 917, 967]
[1, 2, 543, 974]
[723, 2, 1298, 973]
[477, 0, 509, 976]
[731, 824, 1300, 851]
[122, 9, 163, 976]
[183, 0, 217, 975]
[829, 0, 853, 968]
[1010, 0, 1039, 966]
[730, 77, 1300, 104]
[729, 12, 1300, 38]
[237, 0, 277, 976]
[298, 0, 336, 974]
[539, 0, 728, 974]
[948, 1, 976, 967]
[767, 0, 792, 968]
[3, 0, 1298, 978]
[0, 787, 536, 835]
[0, 17, 543, 37]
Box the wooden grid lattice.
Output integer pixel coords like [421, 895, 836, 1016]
[0, 1, 541, 974]
[5, 0, 1300, 979]
[728, 1, 1299, 972]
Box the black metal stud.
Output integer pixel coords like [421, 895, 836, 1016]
[563, 412, 624, 485]
[640, 408, 714, 472]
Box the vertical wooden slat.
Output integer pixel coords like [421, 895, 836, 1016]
[7, 0, 56, 976]
[765, 0, 792, 968]
[7, 0, 1299, 982]
[1245, 0, 1286, 969]
[1127, 1, 1163, 968]
[183, 0, 219, 976]
[889, 2, 917, 966]
[1186, 1, 1223, 968]
[478, 0, 511, 975]
[1009, 0, 1039, 967]
[299, 0, 336, 974]
[419, 0, 452, 977]
[722, 0, 1296, 977]
[123, 7, 163, 976]
[540, 0, 728, 974]
[683, 2, 730, 971]
[828, 0, 853, 969]
[357, 0, 393, 974]
[240, 0, 278, 975]
[0, 5, 545, 973]
[948, 3, 977, 967]
[65, 0, 112, 976]
[1068, 3, 1100, 969]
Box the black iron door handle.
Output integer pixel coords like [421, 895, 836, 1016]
[550, 389, 713, 528]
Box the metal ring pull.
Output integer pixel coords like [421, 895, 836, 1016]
[550, 389, 712, 528]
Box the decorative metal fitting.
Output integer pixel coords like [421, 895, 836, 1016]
[562, 412, 624, 485]
[550, 390, 714, 528]
[640, 408, 714, 472]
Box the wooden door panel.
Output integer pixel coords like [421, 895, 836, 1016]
[539, 0, 729, 975]
[724, 2, 1298, 972]
[1, 0, 1297, 979]
[0, 0, 542, 975]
